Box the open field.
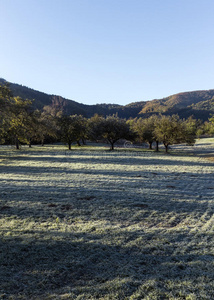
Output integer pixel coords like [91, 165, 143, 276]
[0, 139, 214, 299]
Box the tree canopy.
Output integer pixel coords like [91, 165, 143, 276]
[89, 115, 135, 150]
[1, 83, 213, 151]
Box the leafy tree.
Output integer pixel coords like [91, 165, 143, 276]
[183, 116, 201, 142]
[133, 116, 158, 149]
[0, 83, 38, 149]
[7, 97, 33, 149]
[89, 115, 135, 150]
[24, 110, 45, 147]
[0, 83, 13, 143]
[69, 115, 88, 146]
[196, 116, 214, 137]
[88, 114, 105, 143]
[59, 114, 88, 150]
[38, 105, 62, 145]
[58, 115, 73, 150]
[154, 115, 195, 152]
[209, 115, 214, 123]
[208, 115, 214, 135]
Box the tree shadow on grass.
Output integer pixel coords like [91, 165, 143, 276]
[0, 174, 212, 225]
[0, 163, 213, 225]
[1, 148, 214, 168]
[0, 228, 214, 299]
[0, 148, 214, 298]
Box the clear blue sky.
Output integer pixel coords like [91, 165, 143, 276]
[1, 0, 214, 105]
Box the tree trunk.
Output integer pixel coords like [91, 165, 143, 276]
[155, 141, 159, 152]
[77, 140, 81, 146]
[149, 141, 153, 149]
[68, 141, 72, 150]
[15, 137, 20, 150]
[164, 144, 169, 153]
[110, 142, 114, 150]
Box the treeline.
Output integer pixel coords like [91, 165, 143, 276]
[1, 84, 214, 152]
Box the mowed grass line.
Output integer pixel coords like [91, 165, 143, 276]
[0, 140, 214, 299]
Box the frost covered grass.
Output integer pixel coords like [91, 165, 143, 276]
[0, 139, 214, 299]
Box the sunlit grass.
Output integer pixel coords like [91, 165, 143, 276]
[0, 139, 214, 299]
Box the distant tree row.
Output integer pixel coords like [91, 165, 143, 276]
[128, 115, 199, 152]
[1, 84, 214, 151]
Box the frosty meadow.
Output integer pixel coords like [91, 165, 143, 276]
[0, 139, 214, 299]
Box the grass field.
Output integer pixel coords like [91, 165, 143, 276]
[0, 139, 214, 299]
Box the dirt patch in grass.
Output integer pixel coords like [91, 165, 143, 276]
[207, 156, 214, 162]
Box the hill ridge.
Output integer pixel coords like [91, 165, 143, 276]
[0, 78, 214, 120]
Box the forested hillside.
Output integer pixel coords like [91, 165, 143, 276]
[1, 78, 214, 120]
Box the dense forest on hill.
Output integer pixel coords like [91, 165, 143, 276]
[1, 78, 214, 120]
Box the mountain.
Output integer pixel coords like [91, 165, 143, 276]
[1, 78, 214, 120]
[137, 90, 214, 120]
[0, 78, 123, 117]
